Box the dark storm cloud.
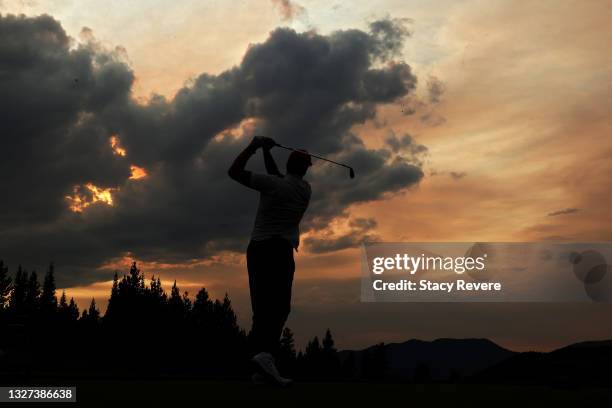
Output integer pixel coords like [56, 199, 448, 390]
[0, 14, 132, 227]
[306, 145, 423, 227]
[384, 131, 428, 164]
[0, 14, 425, 286]
[368, 18, 412, 61]
[548, 208, 581, 217]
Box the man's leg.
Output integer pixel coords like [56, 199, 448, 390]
[247, 240, 271, 354]
[248, 238, 295, 355]
[269, 238, 295, 349]
[247, 238, 295, 385]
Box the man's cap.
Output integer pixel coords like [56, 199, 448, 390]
[288, 149, 312, 167]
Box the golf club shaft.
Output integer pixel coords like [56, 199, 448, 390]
[274, 143, 352, 171]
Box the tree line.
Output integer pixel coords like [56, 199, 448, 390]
[0, 260, 384, 380]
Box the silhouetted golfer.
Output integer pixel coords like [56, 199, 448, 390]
[228, 136, 312, 386]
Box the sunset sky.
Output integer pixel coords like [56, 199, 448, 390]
[2, 0, 612, 351]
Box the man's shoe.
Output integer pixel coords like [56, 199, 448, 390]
[251, 352, 293, 387]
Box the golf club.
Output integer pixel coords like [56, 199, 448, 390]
[274, 143, 355, 179]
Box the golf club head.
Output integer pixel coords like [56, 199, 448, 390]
[349, 168, 355, 179]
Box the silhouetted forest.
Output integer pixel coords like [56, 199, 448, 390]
[0, 261, 375, 380]
[4, 261, 608, 385]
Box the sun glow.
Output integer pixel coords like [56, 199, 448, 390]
[130, 165, 147, 180]
[110, 135, 126, 156]
[66, 183, 116, 212]
[213, 117, 260, 141]
[66, 136, 146, 212]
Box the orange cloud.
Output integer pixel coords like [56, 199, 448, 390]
[109, 135, 126, 156]
[129, 165, 147, 180]
[66, 183, 116, 212]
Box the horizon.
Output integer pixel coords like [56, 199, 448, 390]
[5, 257, 609, 354]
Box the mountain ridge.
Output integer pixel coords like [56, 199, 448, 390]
[339, 337, 612, 384]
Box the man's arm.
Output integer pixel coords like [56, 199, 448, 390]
[228, 136, 278, 186]
[263, 145, 282, 177]
[227, 138, 259, 186]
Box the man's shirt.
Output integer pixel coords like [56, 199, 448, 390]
[247, 173, 311, 249]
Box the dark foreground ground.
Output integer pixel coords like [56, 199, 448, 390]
[1, 380, 610, 407]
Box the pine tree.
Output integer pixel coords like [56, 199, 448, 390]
[169, 280, 180, 301]
[280, 327, 297, 360]
[278, 327, 297, 375]
[85, 298, 100, 322]
[192, 288, 213, 335]
[58, 290, 70, 321]
[59, 291, 67, 309]
[127, 262, 144, 293]
[306, 336, 321, 356]
[214, 293, 238, 332]
[111, 272, 119, 299]
[321, 328, 340, 378]
[40, 263, 57, 315]
[25, 270, 41, 314]
[182, 291, 192, 310]
[105, 272, 120, 320]
[168, 280, 184, 318]
[0, 260, 11, 311]
[67, 298, 79, 321]
[322, 329, 336, 354]
[193, 288, 212, 315]
[149, 275, 165, 301]
[9, 265, 28, 313]
[303, 335, 322, 378]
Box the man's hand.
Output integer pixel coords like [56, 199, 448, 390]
[252, 136, 276, 151]
[229, 136, 279, 184]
